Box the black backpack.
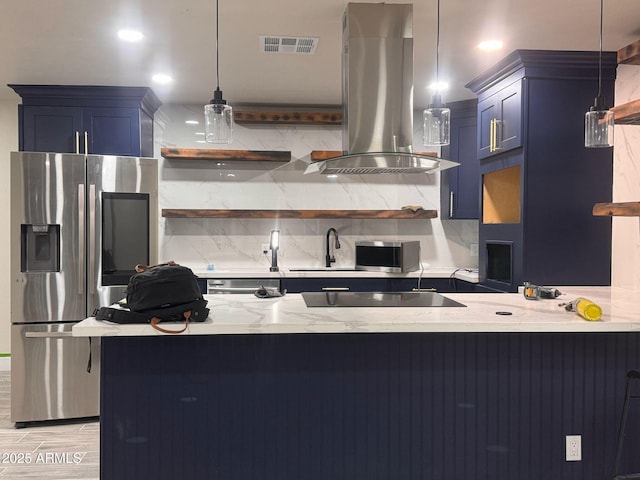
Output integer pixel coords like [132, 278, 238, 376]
[94, 262, 209, 334]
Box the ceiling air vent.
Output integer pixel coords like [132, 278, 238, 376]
[259, 36, 319, 54]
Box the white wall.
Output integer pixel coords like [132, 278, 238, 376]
[0, 99, 18, 354]
[612, 64, 640, 289]
[154, 104, 479, 272]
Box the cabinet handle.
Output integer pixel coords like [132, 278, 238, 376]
[491, 119, 499, 152]
[449, 191, 454, 218]
[489, 119, 494, 152]
[321, 287, 350, 291]
[75, 131, 80, 154]
[84, 131, 89, 155]
[490, 119, 502, 153]
[25, 331, 73, 339]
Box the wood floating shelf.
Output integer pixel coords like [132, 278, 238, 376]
[593, 202, 640, 217]
[160, 148, 291, 163]
[618, 39, 640, 65]
[162, 209, 438, 219]
[613, 99, 640, 125]
[613, 40, 640, 125]
[234, 110, 342, 125]
[309, 150, 439, 161]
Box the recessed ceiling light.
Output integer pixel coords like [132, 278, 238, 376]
[185, 120, 200, 125]
[152, 74, 173, 85]
[477, 40, 504, 52]
[118, 29, 144, 42]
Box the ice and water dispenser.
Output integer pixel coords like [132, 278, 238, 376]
[21, 224, 60, 272]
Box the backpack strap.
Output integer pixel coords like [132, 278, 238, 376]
[150, 310, 191, 334]
[134, 260, 177, 273]
[94, 306, 151, 324]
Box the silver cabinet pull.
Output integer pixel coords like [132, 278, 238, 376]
[321, 287, 350, 291]
[207, 286, 257, 294]
[75, 131, 80, 154]
[449, 191, 454, 218]
[25, 331, 73, 338]
[84, 131, 89, 155]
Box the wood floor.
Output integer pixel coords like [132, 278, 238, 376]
[0, 371, 99, 479]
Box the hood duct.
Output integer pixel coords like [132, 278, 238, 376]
[305, 2, 458, 175]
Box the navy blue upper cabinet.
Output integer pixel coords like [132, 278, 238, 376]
[476, 79, 523, 159]
[9, 85, 161, 157]
[441, 99, 479, 219]
[466, 50, 617, 292]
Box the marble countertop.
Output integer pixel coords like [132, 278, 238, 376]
[73, 286, 640, 337]
[191, 266, 480, 283]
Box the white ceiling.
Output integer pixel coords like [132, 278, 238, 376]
[2, 0, 639, 109]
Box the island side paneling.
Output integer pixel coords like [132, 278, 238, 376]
[100, 332, 640, 480]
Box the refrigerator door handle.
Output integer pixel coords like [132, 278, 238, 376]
[78, 184, 85, 295]
[25, 331, 73, 338]
[88, 184, 96, 295]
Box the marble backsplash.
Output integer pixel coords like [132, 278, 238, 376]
[612, 64, 640, 290]
[154, 104, 479, 271]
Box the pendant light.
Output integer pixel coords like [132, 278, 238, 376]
[204, 0, 233, 144]
[423, 0, 450, 147]
[584, 0, 613, 148]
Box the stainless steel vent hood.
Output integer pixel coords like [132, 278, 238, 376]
[305, 3, 458, 175]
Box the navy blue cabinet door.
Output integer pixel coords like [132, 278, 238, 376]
[443, 113, 479, 219]
[22, 106, 83, 153]
[83, 107, 141, 156]
[477, 80, 522, 160]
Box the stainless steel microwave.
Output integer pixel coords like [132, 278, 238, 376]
[355, 241, 421, 273]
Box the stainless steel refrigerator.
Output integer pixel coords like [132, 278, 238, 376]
[10, 151, 158, 427]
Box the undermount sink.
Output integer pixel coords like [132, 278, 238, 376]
[288, 267, 359, 272]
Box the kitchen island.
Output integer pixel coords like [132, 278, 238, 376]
[74, 287, 640, 480]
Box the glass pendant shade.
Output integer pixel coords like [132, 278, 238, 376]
[423, 95, 451, 146]
[204, 103, 233, 144]
[205, 88, 233, 144]
[584, 106, 614, 148]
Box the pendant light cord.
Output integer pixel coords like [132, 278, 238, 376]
[597, 0, 603, 100]
[435, 0, 440, 84]
[216, 0, 220, 90]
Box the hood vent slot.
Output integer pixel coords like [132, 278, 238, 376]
[259, 36, 319, 54]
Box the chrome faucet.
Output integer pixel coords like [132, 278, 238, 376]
[325, 228, 341, 267]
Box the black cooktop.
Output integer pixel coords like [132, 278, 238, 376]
[301, 291, 466, 308]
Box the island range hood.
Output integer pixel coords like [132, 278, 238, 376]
[305, 3, 458, 175]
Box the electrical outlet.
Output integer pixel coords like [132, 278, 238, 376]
[261, 244, 270, 255]
[566, 435, 581, 461]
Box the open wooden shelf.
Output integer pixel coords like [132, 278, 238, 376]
[593, 202, 640, 217]
[613, 98, 640, 125]
[618, 39, 640, 65]
[162, 209, 438, 219]
[234, 109, 342, 125]
[160, 148, 291, 163]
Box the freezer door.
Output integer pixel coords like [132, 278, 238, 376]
[10, 152, 87, 323]
[86, 155, 158, 312]
[10, 324, 100, 424]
